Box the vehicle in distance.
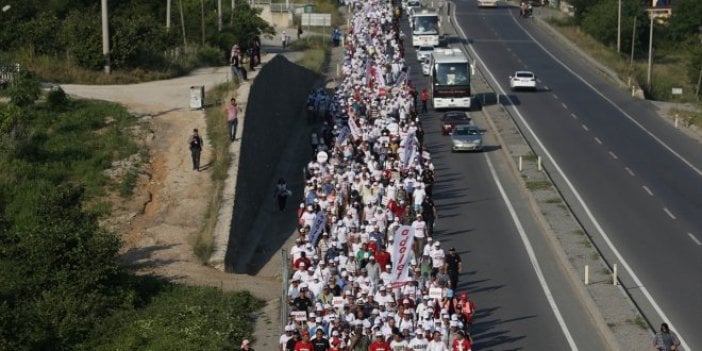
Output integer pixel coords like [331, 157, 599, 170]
[430, 48, 472, 109]
[405, 0, 421, 13]
[451, 124, 483, 152]
[440, 111, 473, 135]
[416, 46, 434, 62]
[411, 11, 440, 47]
[509, 71, 537, 90]
[477, 0, 499, 7]
[421, 59, 431, 76]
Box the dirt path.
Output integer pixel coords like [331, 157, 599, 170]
[60, 68, 281, 302]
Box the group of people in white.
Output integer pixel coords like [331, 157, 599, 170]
[279, 1, 476, 350]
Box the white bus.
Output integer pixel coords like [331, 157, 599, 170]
[411, 11, 440, 47]
[430, 48, 472, 109]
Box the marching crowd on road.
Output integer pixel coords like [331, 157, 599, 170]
[277, 0, 477, 350]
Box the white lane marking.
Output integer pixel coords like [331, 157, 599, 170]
[571, 113, 578, 119]
[609, 151, 618, 159]
[663, 208, 676, 220]
[561, 102, 568, 109]
[453, 7, 690, 350]
[452, 9, 579, 350]
[582, 124, 589, 132]
[624, 167, 635, 176]
[510, 11, 702, 181]
[552, 93, 559, 99]
[642, 186, 653, 196]
[594, 137, 603, 145]
[688, 233, 702, 246]
[483, 154, 580, 350]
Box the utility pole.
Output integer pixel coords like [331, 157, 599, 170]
[179, 0, 187, 47]
[696, 66, 702, 100]
[629, 16, 636, 66]
[201, 0, 205, 47]
[167, 0, 171, 31]
[101, 0, 111, 74]
[231, 0, 235, 26]
[218, 0, 222, 31]
[647, 13, 653, 90]
[617, 0, 622, 53]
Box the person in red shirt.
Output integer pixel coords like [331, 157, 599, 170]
[294, 330, 314, 351]
[293, 252, 312, 270]
[451, 330, 472, 351]
[368, 331, 390, 351]
[375, 248, 391, 271]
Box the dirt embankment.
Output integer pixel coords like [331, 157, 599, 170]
[224, 55, 320, 273]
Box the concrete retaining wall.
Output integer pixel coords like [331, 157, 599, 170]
[224, 55, 319, 272]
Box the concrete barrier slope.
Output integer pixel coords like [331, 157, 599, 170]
[225, 55, 320, 272]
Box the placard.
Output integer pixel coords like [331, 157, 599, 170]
[332, 296, 345, 309]
[290, 310, 307, 322]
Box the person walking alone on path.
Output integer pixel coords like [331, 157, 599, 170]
[652, 323, 681, 350]
[275, 178, 292, 211]
[282, 31, 288, 49]
[188, 128, 203, 171]
[421, 88, 429, 113]
[225, 98, 241, 141]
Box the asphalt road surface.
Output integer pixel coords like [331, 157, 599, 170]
[451, 0, 702, 349]
[401, 11, 610, 350]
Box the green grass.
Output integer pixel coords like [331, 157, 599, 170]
[522, 152, 538, 162]
[291, 37, 331, 74]
[82, 276, 264, 350]
[119, 167, 139, 198]
[581, 239, 592, 248]
[626, 316, 649, 330]
[525, 180, 551, 191]
[544, 197, 562, 204]
[194, 81, 238, 263]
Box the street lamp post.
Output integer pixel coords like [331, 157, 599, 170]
[646, 12, 654, 90]
[101, 0, 111, 74]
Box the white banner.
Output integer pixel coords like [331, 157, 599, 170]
[428, 287, 443, 300]
[348, 116, 362, 141]
[390, 225, 414, 287]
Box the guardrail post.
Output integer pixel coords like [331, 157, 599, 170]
[612, 263, 618, 286]
[585, 265, 589, 285]
[518, 156, 523, 172]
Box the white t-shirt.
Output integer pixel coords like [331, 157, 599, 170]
[409, 336, 429, 350]
[390, 339, 409, 350]
[430, 249, 445, 269]
[412, 220, 427, 238]
[427, 340, 448, 351]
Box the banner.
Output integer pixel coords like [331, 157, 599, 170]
[307, 211, 327, 246]
[390, 225, 414, 287]
[402, 133, 417, 167]
[428, 287, 443, 300]
[336, 126, 350, 145]
[348, 117, 362, 141]
[290, 311, 307, 322]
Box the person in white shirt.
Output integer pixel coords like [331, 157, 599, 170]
[411, 214, 427, 258]
[430, 241, 445, 276]
[426, 330, 448, 351]
[390, 332, 409, 350]
[408, 329, 429, 351]
[279, 325, 294, 351]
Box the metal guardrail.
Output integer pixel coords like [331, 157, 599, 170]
[280, 248, 289, 332]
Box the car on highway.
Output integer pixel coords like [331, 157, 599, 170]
[451, 124, 483, 152]
[416, 46, 435, 62]
[421, 59, 431, 76]
[509, 70, 537, 90]
[440, 111, 473, 135]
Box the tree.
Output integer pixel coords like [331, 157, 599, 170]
[668, 0, 702, 43]
[0, 185, 130, 350]
[581, 0, 645, 51]
[7, 71, 40, 108]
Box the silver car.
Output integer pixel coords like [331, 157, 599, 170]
[421, 59, 431, 76]
[451, 124, 483, 152]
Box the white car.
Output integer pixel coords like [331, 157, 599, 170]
[416, 46, 434, 62]
[421, 59, 431, 76]
[509, 71, 537, 90]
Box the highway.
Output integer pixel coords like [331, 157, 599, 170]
[451, 0, 702, 349]
[401, 11, 611, 350]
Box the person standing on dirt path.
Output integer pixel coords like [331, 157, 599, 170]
[282, 31, 288, 49]
[225, 98, 241, 141]
[188, 128, 203, 171]
[275, 177, 292, 211]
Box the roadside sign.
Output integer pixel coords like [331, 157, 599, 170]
[301, 13, 331, 27]
[672, 87, 683, 95]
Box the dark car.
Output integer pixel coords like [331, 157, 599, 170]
[440, 111, 473, 135]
